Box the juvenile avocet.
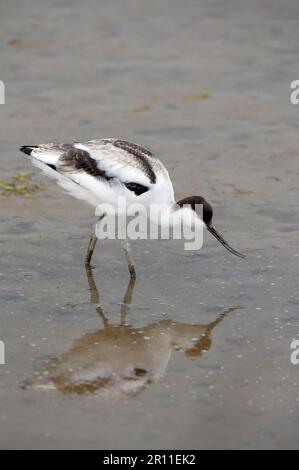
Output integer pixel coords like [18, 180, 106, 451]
[20, 139, 245, 277]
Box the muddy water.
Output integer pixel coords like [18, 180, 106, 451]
[1, 0, 299, 449]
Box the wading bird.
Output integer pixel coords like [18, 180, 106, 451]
[20, 139, 245, 277]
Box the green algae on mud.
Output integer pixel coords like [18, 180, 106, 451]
[0, 172, 45, 197]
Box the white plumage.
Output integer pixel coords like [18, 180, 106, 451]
[23, 139, 175, 209]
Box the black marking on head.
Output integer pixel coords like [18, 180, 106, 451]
[125, 182, 149, 196]
[103, 139, 156, 184]
[20, 146, 38, 156]
[176, 195, 213, 225]
[59, 148, 112, 180]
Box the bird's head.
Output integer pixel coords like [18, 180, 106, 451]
[176, 195, 245, 258]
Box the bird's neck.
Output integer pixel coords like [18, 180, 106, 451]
[149, 202, 202, 229]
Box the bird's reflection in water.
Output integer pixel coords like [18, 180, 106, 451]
[22, 267, 239, 398]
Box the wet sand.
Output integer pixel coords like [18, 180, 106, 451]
[0, 0, 299, 449]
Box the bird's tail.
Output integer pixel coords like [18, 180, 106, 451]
[20, 145, 38, 156]
[19, 144, 61, 166]
[19, 143, 100, 207]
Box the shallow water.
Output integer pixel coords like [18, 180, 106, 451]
[1, 0, 299, 449]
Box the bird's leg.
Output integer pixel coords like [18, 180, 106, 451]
[85, 263, 109, 326]
[85, 257, 136, 328]
[84, 214, 105, 266]
[85, 264, 99, 304]
[120, 276, 136, 325]
[84, 224, 97, 265]
[120, 239, 136, 279]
